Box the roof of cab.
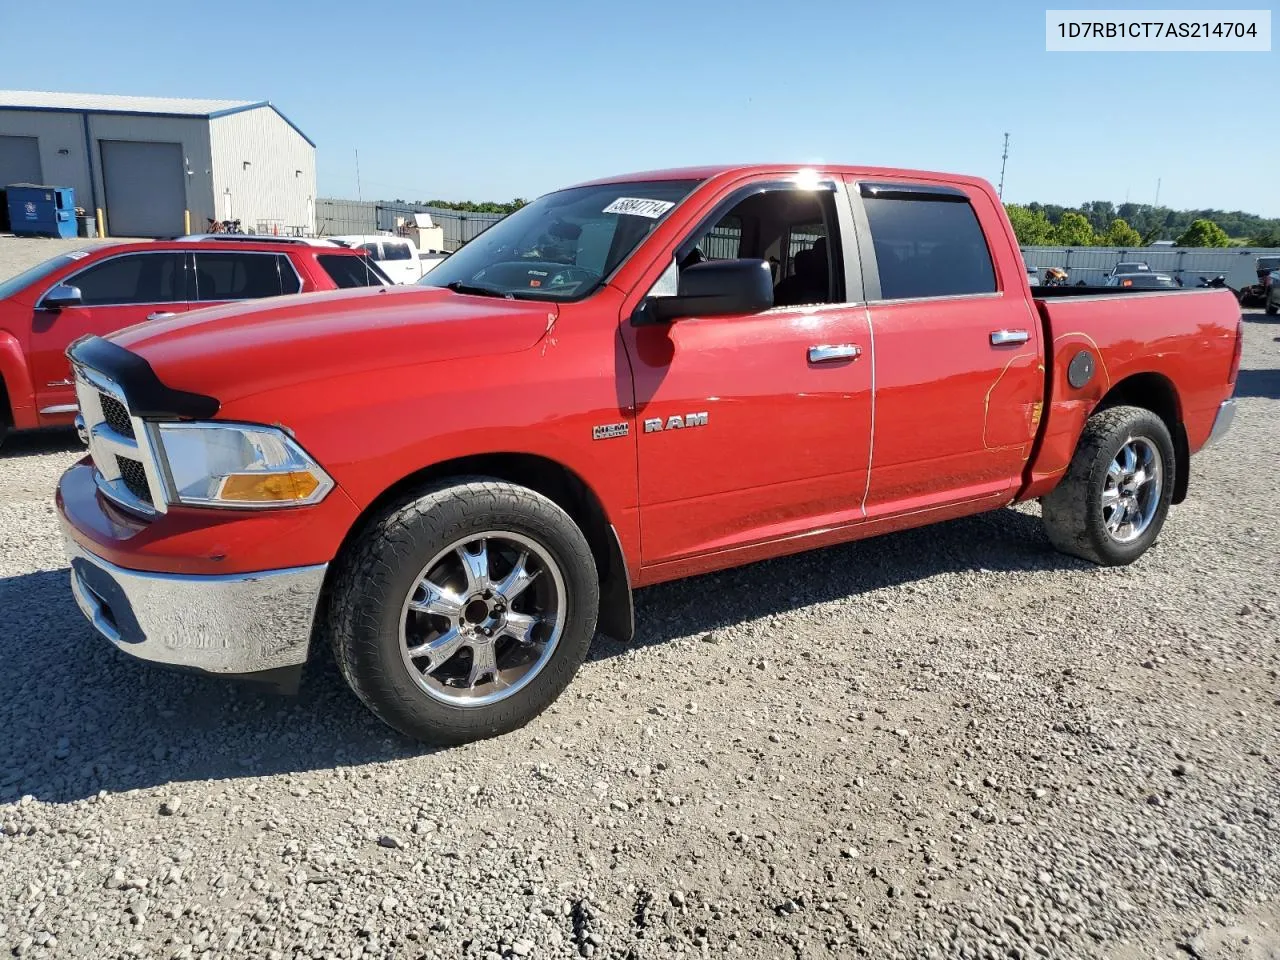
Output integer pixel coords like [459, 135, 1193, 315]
[569, 163, 996, 192]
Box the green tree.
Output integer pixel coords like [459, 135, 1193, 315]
[1103, 218, 1143, 247]
[1053, 212, 1099, 247]
[1004, 204, 1055, 245]
[1175, 219, 1231, 248]
[1248, 231, 1280, 248]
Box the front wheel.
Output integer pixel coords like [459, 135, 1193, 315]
[1267, 303, 1278, 316]
[325, 478, 599, 745]
[1041, 405, 1176, 566]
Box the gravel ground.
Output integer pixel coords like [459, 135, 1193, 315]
[1, 231, 1277, 959]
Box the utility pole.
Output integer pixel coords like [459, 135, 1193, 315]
[1154, 178, 1161, 209]
[998, 132, 1010, 199]
[355, 148, 363, 202]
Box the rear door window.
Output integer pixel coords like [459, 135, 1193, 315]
[192, 252, 288, 301]
[278, 254, 302, 294]
[69, 253, 188, 306]
[317, 254, 390, 288]
[861, 190, 996, 300]
[382, 242, 412, 261]
[358, 242, 382, 261]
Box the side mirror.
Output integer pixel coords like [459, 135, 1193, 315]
[41, 284, 83, 310]
[636, 259, 774, 324]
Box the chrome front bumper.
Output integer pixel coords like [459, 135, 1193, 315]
[64, 535, 326, 676]
[1205, 398, 1237, 448]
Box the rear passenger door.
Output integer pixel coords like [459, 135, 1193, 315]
[847, 179, 1043, 517]
[191, 251, 301, 306]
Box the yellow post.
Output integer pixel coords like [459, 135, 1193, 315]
[184, 209, 191, 235]
[96, 208, 106, 238]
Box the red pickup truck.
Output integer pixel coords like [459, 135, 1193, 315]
[0, 237, 388, 440]
[56, 164, 1241, 745]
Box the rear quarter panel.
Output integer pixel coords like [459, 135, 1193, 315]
[1023, 288, 1239, 498]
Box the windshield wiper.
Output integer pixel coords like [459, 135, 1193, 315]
[444, 280, 514, 299]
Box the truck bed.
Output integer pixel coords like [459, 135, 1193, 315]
[1033, 285, 1212, 299]
[1021, 286, 1240, 500]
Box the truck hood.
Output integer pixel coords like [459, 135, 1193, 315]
[109, 286, 559, 406]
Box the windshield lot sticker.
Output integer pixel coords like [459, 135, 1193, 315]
[603, 198, 675, 219]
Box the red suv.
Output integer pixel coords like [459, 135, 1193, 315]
[0, 237, 389, 441]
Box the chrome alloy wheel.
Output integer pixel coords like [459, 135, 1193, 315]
[1102, 437, 1163, 543]
[398, 532, 566, 707]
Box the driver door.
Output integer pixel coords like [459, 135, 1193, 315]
[30, 251, 190, 415]
[620, 179, 874, 569]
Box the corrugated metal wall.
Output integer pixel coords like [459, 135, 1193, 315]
[0, 109, 92, 204]
[209, 107, 315, 236]
[1022, 245, 1280, 290]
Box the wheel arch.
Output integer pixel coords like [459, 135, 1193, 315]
[1093, 371, 1189, 504]
[327, 452, 634, 644]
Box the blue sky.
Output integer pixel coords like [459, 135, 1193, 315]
[2, 0, 1276, 215]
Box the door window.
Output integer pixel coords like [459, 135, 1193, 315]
[67, 253, 187, 306]
[382, 242, 412, 261]
[677, 187, 843, 306]
[358, 242, 382, 260]
[192, 252, 289, 301]
[861, 193, 996, 300]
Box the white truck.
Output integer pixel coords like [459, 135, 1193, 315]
[330, 235, 449, 284]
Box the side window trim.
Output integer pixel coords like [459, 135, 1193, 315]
[45, 250, 190, 309]
[670, 178, 864, 306]
[847, 179, 999, 304]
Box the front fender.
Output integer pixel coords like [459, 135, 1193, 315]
[0, 331, 37, 429]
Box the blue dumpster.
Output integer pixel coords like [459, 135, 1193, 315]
[6, 184, 77, 238]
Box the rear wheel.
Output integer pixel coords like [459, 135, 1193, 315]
[1267, 303, 1278, 316]
[325, 478, 599, 745]
[1041, 405, 1175, 566]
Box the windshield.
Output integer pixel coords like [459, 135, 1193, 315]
[1114, 262, 1149, 273]
[420, 180, 699, 300]
[0, 252, 82, 301]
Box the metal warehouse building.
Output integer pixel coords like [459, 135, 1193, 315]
[0, 90, 316, 238]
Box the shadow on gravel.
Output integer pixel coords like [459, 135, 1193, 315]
[1, 507, 1079, 804]
[0, 428, 80, 459]
[594, 506, 1083, 661]
[1234, 368, 1280, 400]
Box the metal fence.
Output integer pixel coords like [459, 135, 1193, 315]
[314, 198, 506, 250]
[1021, 245, 1280, 290]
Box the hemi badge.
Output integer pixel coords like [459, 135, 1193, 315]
[592, 422, 630, 440]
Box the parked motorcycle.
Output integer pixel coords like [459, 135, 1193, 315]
[1043, 267, 1069, 287]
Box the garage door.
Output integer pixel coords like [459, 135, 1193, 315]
[100, 140, 186, 238]
[0, 135, 42, 186]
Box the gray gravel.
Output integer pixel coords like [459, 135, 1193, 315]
[1, 231, 1277, 958]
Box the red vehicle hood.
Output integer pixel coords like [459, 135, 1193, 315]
[109, 286, 559, 406]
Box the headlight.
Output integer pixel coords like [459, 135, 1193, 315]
[155, 422, 333, 508]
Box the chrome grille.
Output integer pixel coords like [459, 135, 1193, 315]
[99, 393, 134, 439]
[72, 365, 168, 517]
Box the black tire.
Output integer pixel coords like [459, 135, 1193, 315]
[1267, 304, 1278, 316]
[325, 478, 599, 745]
[1041, 405, 1176, 566]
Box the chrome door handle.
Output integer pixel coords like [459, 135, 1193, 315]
[808, 344, 862, 363]
[146, 311, 176, 321]
[990, 329, 1029, 346]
